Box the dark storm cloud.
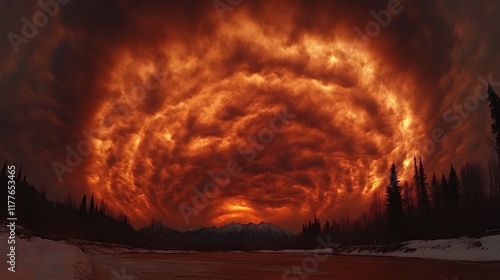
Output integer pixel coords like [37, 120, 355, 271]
[1, 0, 499, 231]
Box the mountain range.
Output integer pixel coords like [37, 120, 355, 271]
[138, 221, 296, 250]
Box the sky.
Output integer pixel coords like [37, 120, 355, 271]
[1, 0, 499, 232]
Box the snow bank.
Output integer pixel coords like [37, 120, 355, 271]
[0, 230, 94, 279]
[82, 244, 197, 255]
[74, 240, 196, 255]
[254, 248, 334, 254]
[336, 234, 500, 262]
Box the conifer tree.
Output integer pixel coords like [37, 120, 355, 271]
[414, 157, 419, 201]
[448, 165, 461, 207]
[89, 194, 95, 213]
[418, 157, 430, 211]
[487, 84, 500, 164]
[414, 157, 430, 237]
[431, 173, 440, 208]
[79, 194, 87, 213]
[386, 163, 404, 239]
[441, 175, 448, 203]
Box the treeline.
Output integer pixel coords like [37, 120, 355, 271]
[0, 164, 297, 250]
[299, 84, 500, 247]
[0, 164, 135, 244]
[300, 158, 500, 247]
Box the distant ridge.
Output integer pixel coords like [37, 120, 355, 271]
[138, 221, 296, 250]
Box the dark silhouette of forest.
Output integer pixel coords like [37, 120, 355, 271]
[0, 165, 136, 244]
[0, 166, 298, 250]
[299, 84, 500, 247]
[2, 84, 500, 250]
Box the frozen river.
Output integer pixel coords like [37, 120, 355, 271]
[90, 251, 500, 279]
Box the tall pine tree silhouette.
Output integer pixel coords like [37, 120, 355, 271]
[89, 194, 95, 213]
[79, 194, 87, 213]
[441, 174, 448, 203]
[447, 165, 461, 235]
[431, 173, 440, 209]
[448, 165, 461, 207]
[386, 163, 404, 240]
[418, 157, 430, 210]
[418, 157, 430, 237]
[414, 157, 419, 202]
[487, 84, 500, 165]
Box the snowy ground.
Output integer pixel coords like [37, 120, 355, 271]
[0, 226, 94, 280]
[254, 248, 334, 254]
[1, 223, 499, 280]
[0, 224, 197, 279]
[71, 239, 196, 256]
[334, 234, 500, 262]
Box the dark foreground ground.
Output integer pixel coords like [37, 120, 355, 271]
[91, 252, 500, 280]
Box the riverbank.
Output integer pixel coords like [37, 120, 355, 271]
[334, 234, 500, 262]
[0, 228, 94, 279]
[2, 222, 499, 279]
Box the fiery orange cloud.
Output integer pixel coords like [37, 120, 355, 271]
[1, 0, 500, 232]
[85, 15, 420, 230]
